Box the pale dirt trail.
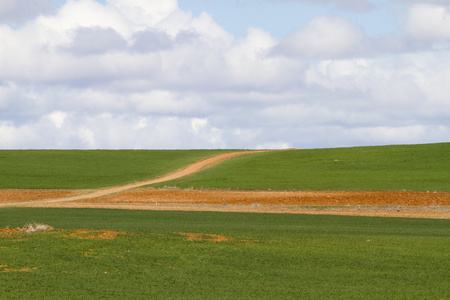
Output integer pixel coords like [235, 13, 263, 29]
[1, 150, 449, 219]
[0, 151, 264, 207]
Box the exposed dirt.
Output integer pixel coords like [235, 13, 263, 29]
[0, 227, 127, 240]
[0, 151, 448, 219]
[60, 230, 129, 240]
[0, 228, 27, 235]
[176, 232, 234, 242]
[0, 190, 84, 203]
[3, 188, 447, 219]
[81, 188, 450, 207]
[0, 265, 38, 273]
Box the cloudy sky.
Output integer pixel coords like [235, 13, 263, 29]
[1, 0, 449, 149]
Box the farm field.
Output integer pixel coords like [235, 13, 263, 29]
[0, 144, 449, 219]
[0, 149, 235, 189]
[149, 143, 450, 191]
[0, 144, 449, 298]
[1, 208, 449, 299]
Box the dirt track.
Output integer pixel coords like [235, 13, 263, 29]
[1, 151, 449, 219]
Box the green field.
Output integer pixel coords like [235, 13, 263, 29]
[0, 208, 449, 299]
[150, 143, 450, 191]
[0, 143, 448, 191]
[0, 150, 234, 189]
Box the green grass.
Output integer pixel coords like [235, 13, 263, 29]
[150, 143, 450, 191]
[0, 208, 448, 299]
[1, 144, 448, 191]
[0, 150, 235, 189]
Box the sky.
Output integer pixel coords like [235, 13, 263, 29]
[0, 0, 449, 149]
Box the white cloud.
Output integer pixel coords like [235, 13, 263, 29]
[0, 0, 54, 24]
[67, 26, 127, 55]
[0, 0, 449, 149]
[47, 111, 68, 129]
[105, 0, 178, 28]
[272, 16, 366, 59]
[270, 0, 373, 12]
[405, 4, 450, 41]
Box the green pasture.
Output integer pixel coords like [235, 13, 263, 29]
[0, 143, 448, 191]
[0, 150, 234, 189]
[151, 143, 450, 191]
[0, 208, 448, 299]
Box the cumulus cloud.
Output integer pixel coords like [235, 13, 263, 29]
[67, 27, 127, 55]
[0, 0, 54, 24]
[266, 0, 374, 12]
[132, 30, 174, 53]
[405, 4, 450, 42]
[272, 16, 366, 59]
[0, 0, 449, 149]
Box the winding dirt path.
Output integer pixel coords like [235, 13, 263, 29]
[1, 150, 449, 219]
[0, 151, 263, 207]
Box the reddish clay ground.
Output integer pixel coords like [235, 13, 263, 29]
[81, 188, 450, 207]
[0, 190, 83, 203]
[2, 188, 448, 219]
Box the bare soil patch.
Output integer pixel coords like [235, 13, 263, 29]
[81, 188, 450, 207]
[0, 189, 85, 203]
[176, 232, 234, 242]
[11, 188, 448, 219]
[60, 230, 129, 240]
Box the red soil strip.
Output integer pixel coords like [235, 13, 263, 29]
[0, 189, 84, 203]
[2, 188, 449, 219]
[80, 188, 450, 207]
[0, 228, 26, 235]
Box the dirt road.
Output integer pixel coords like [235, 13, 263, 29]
[1, 150, 448, 219]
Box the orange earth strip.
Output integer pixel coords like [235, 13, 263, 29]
[0, 151, 448, 219]
[0, 190, 85, 203]
[3, 188, 448, 219]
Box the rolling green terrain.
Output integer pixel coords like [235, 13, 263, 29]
[0, 208, 449, 299]
[151, 143, 450, 191]
[0, 150, 234, 189]
[1, 143, 448, 191]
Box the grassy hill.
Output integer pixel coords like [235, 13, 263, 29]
[0, 150, 234, 189]
[150, 143, 450, 191]
[0, 143, 448, 191]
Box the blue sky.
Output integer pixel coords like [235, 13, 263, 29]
[0, 0, 449, 149]
[178, 0, 403, 38]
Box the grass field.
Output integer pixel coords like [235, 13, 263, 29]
[1, 208, 449, 299]
[1, 144, 448, 191]
[0, 150, 234, 189]
[150, 143, 450, 191]
[1, 144, 448, 298]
